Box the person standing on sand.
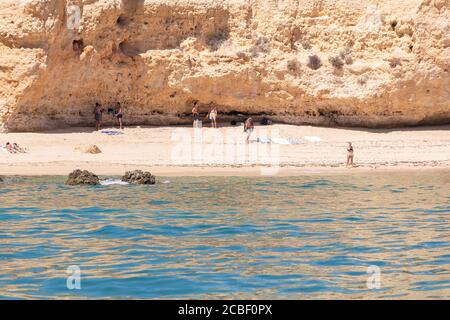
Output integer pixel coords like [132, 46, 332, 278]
[207, 104, 218, 128]
[192, 101, 199, 128]
[94, 103, 103, 131]
[347, 142, 354, 167]
[115, 102, 124, 130]
[244, 117, 254, 143]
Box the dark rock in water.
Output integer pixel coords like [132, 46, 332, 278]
[230, 120, 237, 126]
[66, 169, 100, 185]
[122, 170, 156, 185]
[0, 176, 3, 182]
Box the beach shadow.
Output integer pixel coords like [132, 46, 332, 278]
[333, 124, 450, 134]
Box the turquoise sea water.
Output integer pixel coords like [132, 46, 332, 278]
[0, 173, 449, 299]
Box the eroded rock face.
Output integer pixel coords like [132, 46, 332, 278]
[122, 170, 156, 185]
[0, 0, 449, 131]
[66, 169, 100, 185]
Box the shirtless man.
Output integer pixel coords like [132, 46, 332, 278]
[115, 102, 123, 130]
[94, 103, 103, 131]
[192, 101, 199, 128]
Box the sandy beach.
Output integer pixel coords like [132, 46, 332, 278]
[1, 124, 449, 176]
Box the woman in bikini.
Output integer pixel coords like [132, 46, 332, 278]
[347, 142, 354, 167]
[13, 143, 27, 153]
[244, 117, 254, 143]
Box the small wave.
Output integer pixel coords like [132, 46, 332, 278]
[100, 179, 129, 186]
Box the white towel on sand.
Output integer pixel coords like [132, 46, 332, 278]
[257, 137, 303, 145]
[304, 136, 324, 142]
[270, 138, 291, 145]
[257, 137, 271, 144]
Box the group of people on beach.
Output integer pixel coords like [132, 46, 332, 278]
[192, 102, 254, 143]
[192, 102, 355, 165]
[3, 142, 27, 154]
[94, 102, 124, 131]
[90, 100, 355, 166]
[192, 102, 219, 129]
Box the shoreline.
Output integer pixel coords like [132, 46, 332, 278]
[1, 162, 449, 177]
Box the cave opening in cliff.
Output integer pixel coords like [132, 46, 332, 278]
[390, 20, 398, 30]
[206, 29, 230, 51]
[117, 14, 130, 27]
[72, 39, 84, 52]
[119, 41, 139, 57]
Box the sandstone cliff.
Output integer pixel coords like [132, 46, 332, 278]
[0, 0, 449, 131]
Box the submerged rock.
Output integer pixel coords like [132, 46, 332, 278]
[122, 170, 156, 185]
[0, 176, 3, 182]
[66, 169, 100, 185]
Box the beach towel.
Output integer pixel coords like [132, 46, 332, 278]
[287, 138, 303, 145]
[100, 130, 124, 136]
[270, 138, 291, 145]
[257, 137, 271, 144]
[304, 136, 324, 142]
[256, 137, 303, 145]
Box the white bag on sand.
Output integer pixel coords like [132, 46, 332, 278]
[194, 120, 202, 129]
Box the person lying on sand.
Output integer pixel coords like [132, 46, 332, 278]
[5, 142, 17, 154]
[13, 143, 27, 153]
[4, 142, 26, 154]
[244, 117, 254, 143]
[347, 142, 354, 167]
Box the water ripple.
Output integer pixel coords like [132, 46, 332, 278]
[0, 173, 449, 299]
